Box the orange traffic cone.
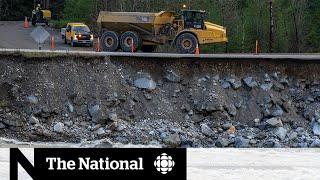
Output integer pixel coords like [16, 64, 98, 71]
[195, 43, 200, 54]
[24, 17, 29, 28]
[50, 34, 55, 51]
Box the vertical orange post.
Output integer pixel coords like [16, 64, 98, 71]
[255, 40, 259, 55]
[50, 34, 55, 51]
[131, 38, 135, 53]
[96, 37, 101, 52]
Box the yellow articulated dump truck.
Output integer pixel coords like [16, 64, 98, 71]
[97, 10, 228, 53]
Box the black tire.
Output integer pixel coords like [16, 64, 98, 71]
[31, 19, 36, 26]
[101, 31, 119, 52]
[71, 38, 76, 47]
[120, 31, 141, 52]
[175, 33, 198, 54]
[141, 45, 157, 53]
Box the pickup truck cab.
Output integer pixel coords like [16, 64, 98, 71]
[61, 23, 94, 47]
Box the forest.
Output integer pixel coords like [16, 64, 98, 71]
[0, 0, 319, 53]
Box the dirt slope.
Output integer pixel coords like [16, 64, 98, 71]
[0, 54, 320, 147]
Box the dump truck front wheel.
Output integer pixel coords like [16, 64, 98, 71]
[141, 45, 157, 53]
[120, 31, 141, 52]
[101, 31, 119, 52]
[176, 33, 198, 54]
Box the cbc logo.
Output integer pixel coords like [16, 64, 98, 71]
[154, 153, 175, 174]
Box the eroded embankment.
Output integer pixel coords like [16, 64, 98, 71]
[1, 53, 320, 148]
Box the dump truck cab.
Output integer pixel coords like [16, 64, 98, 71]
[61, 23, 94, 47]
[181, 10, 206, 29]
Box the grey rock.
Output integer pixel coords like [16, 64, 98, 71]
[29, 116, 39, 125]
[114, 136, 129, 144]
[264, 73, 271, 82]
[66, 101, 74, 113]
[243, 77, 258, 88]
[274, 127, 287, 140]
[222, 123, 232, 130]
[234, 137, 250, 148]
[2, 116, 24, 127]
[280, 77, 289, 85]
[134, 78, 156, 90]
[0, 122, 5, 129]
[226, 104, 237, 116]
[273, 141, 282, 148]
[163, 133, 181, 148]
[266, 117, 283, 127]
[203, 101, 223, 113]
[272, 72, 280, 81]
[88, 104, 100, 120]
[108, 112, 118, 121]
[64, 121, 73, 127]
[94, 142, 113, 148]
[213, 75, 220, 81]
[260, 83, 273, 91]
[181, 104, 191, 112]
[221, 81, 231, 89]
[228, 79, 242, 89]
[215, 138, 230, 147]
[272, 106, 284, 117]
[95, 128, 106, 136]
[164, 70, 181, 83]
[234, 100, 242, 109]
[254, 118, 261, 123]
[200, 123, 214, 136]
[298, 142, 308, 148]
[26, 95, 38, 104]
[313, 122, 320, 136]
[288, 132, 298, 141]
[116, 124, 126, 132]
[144, 93, 152, 100]
[310, 139, 320, 148]
[249, 139, 257, 144]
[53, 122, 64, 134]
[274, 82, 285, 91]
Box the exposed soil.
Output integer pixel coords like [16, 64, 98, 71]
[1, 54, 320, 148]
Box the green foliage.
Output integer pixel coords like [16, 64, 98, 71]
[53, 0, 94, 28]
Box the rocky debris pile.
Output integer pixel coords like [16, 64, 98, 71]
[0, 56, 319, 147]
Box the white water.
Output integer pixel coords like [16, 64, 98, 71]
[1, 138, 320, 180]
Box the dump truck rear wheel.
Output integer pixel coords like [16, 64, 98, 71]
[141, 45, 157, 53]
[176, 33, 198, 54]
[120, 31, 141, 52]
[101, 31, 119, 52]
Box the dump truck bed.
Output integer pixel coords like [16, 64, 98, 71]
[97, 11, 175, 36]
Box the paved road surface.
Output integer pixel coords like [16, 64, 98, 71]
[1, 48, 320, 61]
[0, 21, 93, 51]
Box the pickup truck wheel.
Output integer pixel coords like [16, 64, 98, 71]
[141, 45, 157, 53]
[101, 31, 119, 52]
[120, 31, 141, 52]
[176, 33, 198, 54]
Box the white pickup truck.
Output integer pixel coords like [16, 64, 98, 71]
[61, 23, 94, 47]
